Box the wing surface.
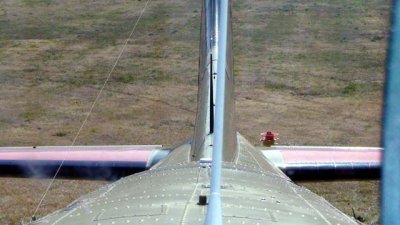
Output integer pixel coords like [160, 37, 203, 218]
[0, 145, 167, 179]
[0, 144, 381, 180]
[262, 146, 381, 180]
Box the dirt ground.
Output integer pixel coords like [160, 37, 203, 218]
[0, 0, 389, 224]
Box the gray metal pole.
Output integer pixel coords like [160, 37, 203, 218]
[205, 0, 230, 224]
[381, 1, 400, 224]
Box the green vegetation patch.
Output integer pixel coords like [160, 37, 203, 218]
[342, 81, 383, 95]
[22, 0, 52, 6]
[19, 104, 46, 122]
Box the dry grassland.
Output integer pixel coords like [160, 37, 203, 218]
[0, 0, 389, 224]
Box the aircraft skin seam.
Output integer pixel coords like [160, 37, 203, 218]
[179, 167, 202, 225]
[233, 135, 242, 164]
[50, 208, 77, 225]
[245, 146, 265, 172]
[288, 185, 336, 225]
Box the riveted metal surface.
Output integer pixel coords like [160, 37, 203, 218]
[32, 164, 208, 225]
[219, 166, 358, 224]
[152, 142, 192, 170]
[235, 133, 287, 178]
[32, 164, 358, 225]
[32, 133, 359, 225]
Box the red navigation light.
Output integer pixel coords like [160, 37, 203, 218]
[260, 131, 279, 147]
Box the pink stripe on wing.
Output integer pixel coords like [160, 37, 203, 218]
[281, 149, 381, 163]
[0, 146, 161, 162]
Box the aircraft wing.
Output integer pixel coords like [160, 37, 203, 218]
[0, 144, 381, 180]
[0, 145, 168, 179]
[262, 146, 381, 180]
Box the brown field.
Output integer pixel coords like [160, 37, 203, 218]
[0, 0, 389, 224]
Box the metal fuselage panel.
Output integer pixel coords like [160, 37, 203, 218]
[32, 137, 357, 225]
[30, 133, 358, 225]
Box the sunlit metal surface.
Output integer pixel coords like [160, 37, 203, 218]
[30, 134, 359, 225]
[190, 0, 217, 161]
[191, 0, 236, 162]
[381, 0, 400, 224]
[205, 0, 233, 224]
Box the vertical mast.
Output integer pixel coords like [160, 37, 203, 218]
[381, 1, 400, 224]
[191, 0, 236, 162]
[204, 0, 232, 224]
[190, 0, 235, 223]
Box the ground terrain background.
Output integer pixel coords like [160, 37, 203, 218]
[0, 0, 389, 224]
